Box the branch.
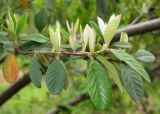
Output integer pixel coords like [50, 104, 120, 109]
[16, 50, 91, 58]
[46, 93, 89, 114]
[113, 18, 160, 41]
[46, 84, 122, 114]
[0, 74, 31, 106]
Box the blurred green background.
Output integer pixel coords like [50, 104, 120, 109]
[0, 0, 160, 114]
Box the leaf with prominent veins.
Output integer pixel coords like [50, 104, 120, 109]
[87, 60, 112, 110]
[109, 49, 151, 83]
[121, 63, 144, 103]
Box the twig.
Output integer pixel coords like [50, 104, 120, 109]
[16, 50, 91, 58]
[113, 18, 160, 41]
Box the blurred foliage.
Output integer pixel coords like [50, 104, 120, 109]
[0, 0, 160, 114]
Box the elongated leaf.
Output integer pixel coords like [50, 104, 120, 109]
[109, 49, 151, 82]
[81, 24, 90, 52]
[113, 41, 132, 48]
[46, 59, 67, 95]
[89, 28, 96, 54]
[23, 33, 48, 43]
[135, 49, 155, 62]
[89, 21, 103, 39]
[29, 56, 42, 88]
[2, 53, 18, 83]
[16, 14, 27, 35]
[121, 63, 144, 102]
[87, 60, 112, 110]
[73, 19, 79, 34]
[7, 12, 16, 32]
[96, 55, 123, 92]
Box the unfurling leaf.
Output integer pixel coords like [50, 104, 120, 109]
[135, 49, 155, 62]
[87, 60, 112, 110]
[48, 23, 61, 54]
[120, 32, 128, 42]
[46, 59, 68, 95]
[7, 12, 16, 33]
[89, 28, 96, 54]
[81, 24, 90, 52]
[68, 19, 79, 51]
[2, 53, 18, 83]
[104, 15, 121, 47]
[97, 16, 107, 34]
[69, 34, 76, 51]
[109, 49, 151, 83]
[29, 56, 42, 88]
[121, 63, 144, 103]
[96, 55, 123, 92]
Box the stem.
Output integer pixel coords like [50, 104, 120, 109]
[16, 50, 92, 58]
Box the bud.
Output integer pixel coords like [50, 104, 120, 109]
[89, 27, 96, 54]
[120, 32, 128, 42]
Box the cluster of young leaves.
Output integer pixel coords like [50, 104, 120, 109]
[0, 12, 155, 110]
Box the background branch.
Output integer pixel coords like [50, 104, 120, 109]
[0, 74, 31, 106]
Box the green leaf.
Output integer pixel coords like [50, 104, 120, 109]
[96, 55, 123, 92]
[87, 60, 112, 110]
[121, 63, 144, 103]
[89, 21, 103, 39]
[23, 33, 48, 43]
[135, 49, 155, 62]
[16, 14, 27, 35]
[29, 56, 42, 88]
[34, 6, 48, 32]
[109, 49, 151, 83]
[46, 59, 67, 95]
[113, 41, 132, 48]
